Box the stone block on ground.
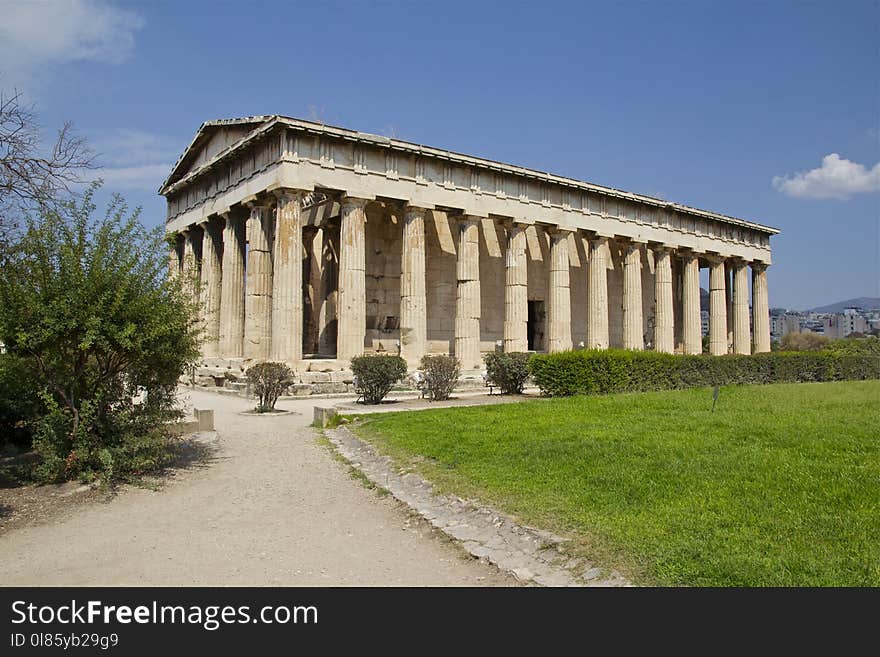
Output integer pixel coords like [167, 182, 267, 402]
[313, 406, 338, 428]
[193, 408, 214, 431]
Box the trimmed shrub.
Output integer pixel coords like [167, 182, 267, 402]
[246, 362, 293, 412]
[528, 349, 880, 397]
[420, 354, 460, 401]
[484, 352, 532, 394]
[351, 355, 407, 404]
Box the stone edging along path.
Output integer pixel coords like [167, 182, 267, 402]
[325, 425, 631, 587]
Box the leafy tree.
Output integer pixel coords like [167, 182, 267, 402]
[0, 184, 201, 482]
[780, 332, 829, 352]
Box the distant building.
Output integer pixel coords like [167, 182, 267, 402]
[823, 308, 869, 339]
[771, 312, 801, 339]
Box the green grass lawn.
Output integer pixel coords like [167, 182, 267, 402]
[351, 381, 880, 586]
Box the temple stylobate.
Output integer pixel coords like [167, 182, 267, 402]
[161, 115, 777, 374]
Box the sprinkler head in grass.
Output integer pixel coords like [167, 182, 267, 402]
[711, 385, 720, 412]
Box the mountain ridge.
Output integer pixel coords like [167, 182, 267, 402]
[808, 297, 880, 313]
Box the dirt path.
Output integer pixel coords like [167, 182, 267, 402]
[0, 388, 513, 586]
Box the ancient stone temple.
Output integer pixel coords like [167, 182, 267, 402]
[161, 115, 776, 377]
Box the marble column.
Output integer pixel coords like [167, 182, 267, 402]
[400, 206, 427, 366]
[503, 222, 528, 353]
[305, 227, 325, 355]
[547, 228, 572, 353]
[682, 252, 702, 354]
[725, 262, 734, 352]
[270, 190, 304, 364]
[199, 218, 223, 358]
[653, 246, 674, 354]
[168, 237, 181, 280]
[708, 257, 728, 356]
[182, 229, 198, 303]
[244, 203, 273, 361]
[455, 216, 482, 369]
[732, 259, 751, 354]
[752, 262, 771, 353]
[622, 242, 644, 350]
[219, 212, 245, 358]
[319, 227, 339, 355]
[337, 197, 368, 361]
[587, 236, 609, 349]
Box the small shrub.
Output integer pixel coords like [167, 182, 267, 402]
[246, 362, 293, 412]
[483, 352, 532, 394]
[420, 354, 460, 401]
[351, 355, 407, 404]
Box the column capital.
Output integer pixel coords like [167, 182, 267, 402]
[403, 205, 428, 221]
[703, 253, 726, 265]
[455, 214, 482, 228]
[271, 187, 307, 203]
[340, 195, 371, 211]
[545, 225, 574, 238]
[589, 234, 609, 247]
[650, 243, 674, 255]
[623, 240, 643, 255]
[241, 194, 273, 210]
[751, 261, 769, 272]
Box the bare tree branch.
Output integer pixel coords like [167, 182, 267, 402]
[0, 89, 96, 240]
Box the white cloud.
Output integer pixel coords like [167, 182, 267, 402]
[94, 163, 173, 191]
[0, 0, 143, 82]
[90, 129, 178, 191]
[772, 153, 880, 200]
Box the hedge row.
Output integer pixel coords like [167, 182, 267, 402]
[528, 349, 880, 397]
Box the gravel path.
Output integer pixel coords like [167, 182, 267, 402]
[0, 388, 513, 586]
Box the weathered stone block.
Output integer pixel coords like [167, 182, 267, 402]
[313, 406, 338, 428]
[193, 408, 214, 431]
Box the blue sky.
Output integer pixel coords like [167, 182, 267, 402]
[2, 0, 877, 309]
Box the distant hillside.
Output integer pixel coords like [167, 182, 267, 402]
[809, 297, 880, 313]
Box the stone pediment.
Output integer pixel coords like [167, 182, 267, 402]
[162, 116, 271, 189]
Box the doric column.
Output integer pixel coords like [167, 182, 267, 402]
[182, 228, 199, 303]
[244, 202, 273, 361]
[708, 256, 728, 356]
[455, 216, 482, 369]
[199, 218, 223, 358]
[653, 246, 674, 354]
[681, 252, 702, 354]
[732, 259, 751, 354]
[270, 190, 304, 364]
[400, 205, 427, 366]
[587, 236, 609, 349]
[319, 228, 339, 355]
[725, 262, 734, 351]
[337, 196, 368, 361]
[503, 222, 528, 352]
[219, 212, 245, 358]
[305, 227, 325, 355]
[547, 228, 572, 353]
[168, 236, 181, 280]
[752, 262, 771, 353]
[622, 242, 644, 350]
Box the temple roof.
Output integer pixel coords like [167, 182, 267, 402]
[160, 115, 779, 235]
